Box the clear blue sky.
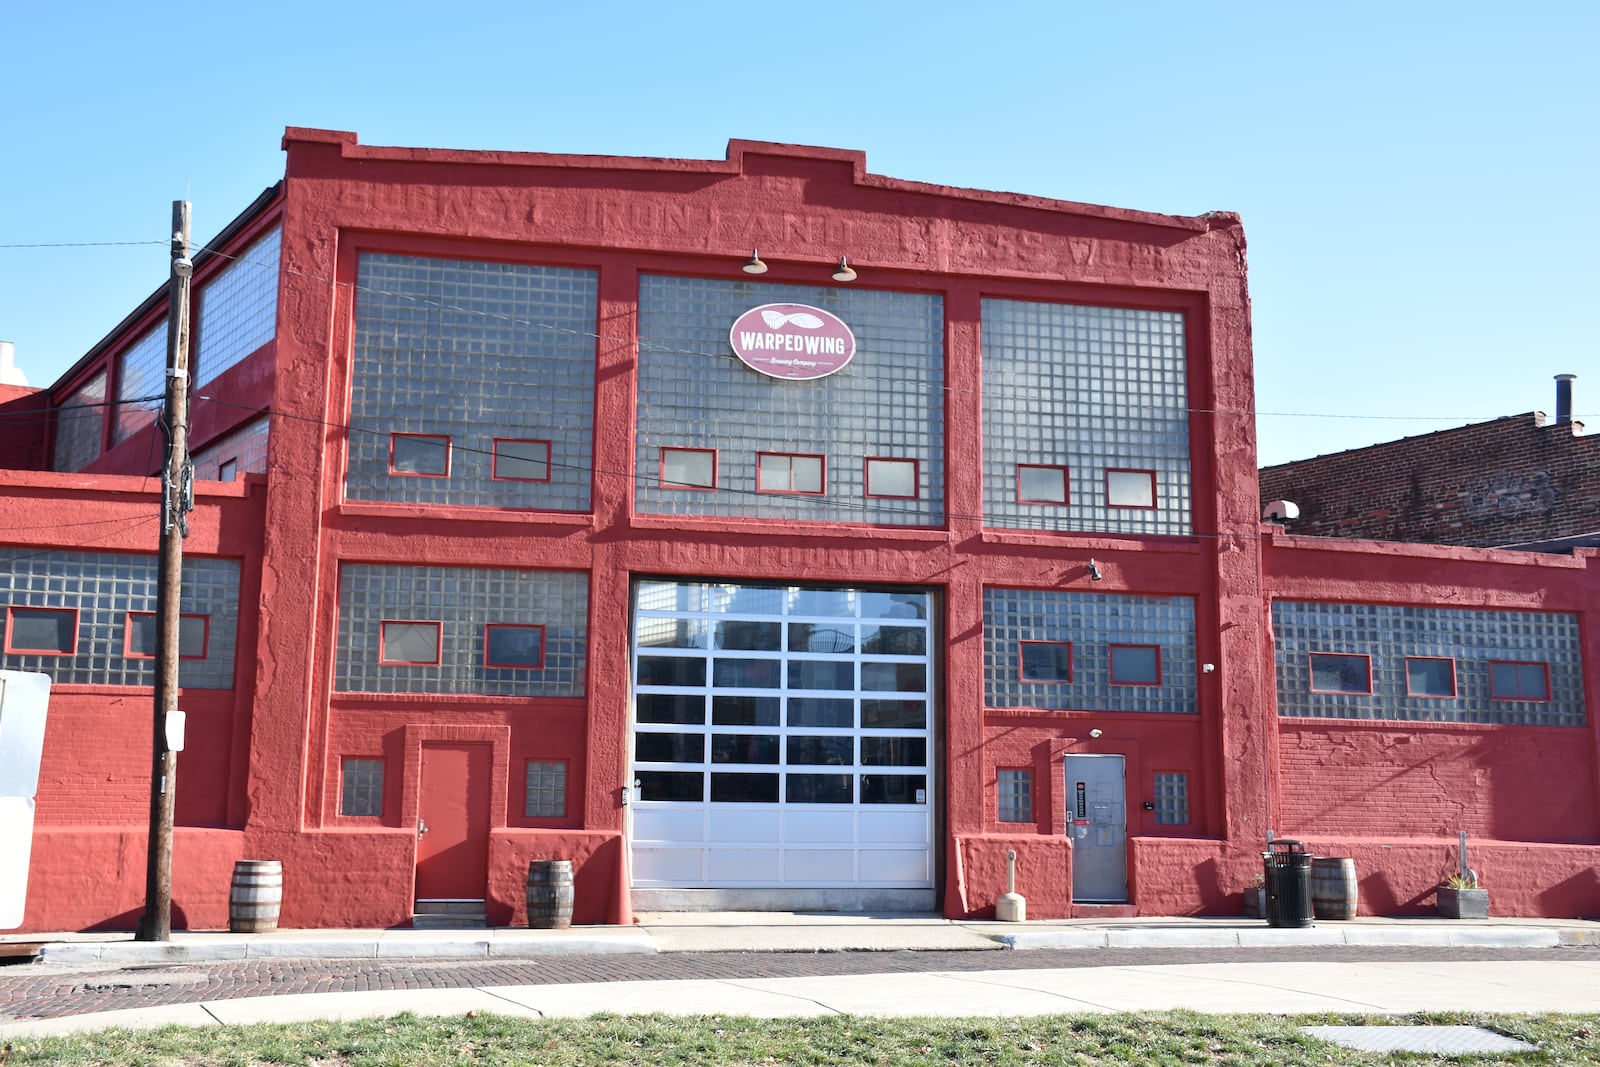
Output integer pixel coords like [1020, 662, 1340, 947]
[3, 2, 1594, 466]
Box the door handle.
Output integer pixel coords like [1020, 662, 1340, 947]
[417, 818, 429, 838]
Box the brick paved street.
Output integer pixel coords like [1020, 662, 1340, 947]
[3, 945, 1596, 1022]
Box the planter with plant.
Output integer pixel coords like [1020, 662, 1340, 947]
[1243, 873, 1266, 919]
[1437, 832, 1488, 918]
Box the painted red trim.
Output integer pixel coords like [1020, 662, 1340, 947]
[1016, 464, 1069, 505]
[4, 606, 79, 656]
[124, 611, 212, 660]
[1108, 643, 1162, 686]
[484, 623, 546, 669]
[864, 456, 919, 499]
[755, 451, 826, 495]
[1104, 468, 1157, 510]
[388, 433, 451, 477]
[659, 446, 717, 490]
[491, 438, 553, 483]
[1308, 651, 1373, 694]
[1487, 659, 1552, 702]
[1019, 640, 1073, 683]
[378, 619, 442, 666]
[1404, 656, 1457, 698]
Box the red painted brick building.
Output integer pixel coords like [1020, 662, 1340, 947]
[1, 129, 1596, 931]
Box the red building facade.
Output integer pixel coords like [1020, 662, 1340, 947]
[1, 129, 1596, 931]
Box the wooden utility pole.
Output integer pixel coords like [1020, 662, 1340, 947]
[138, 202, 193, 941]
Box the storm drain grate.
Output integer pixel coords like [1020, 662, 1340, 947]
[1302, 1025, 1537, 1055]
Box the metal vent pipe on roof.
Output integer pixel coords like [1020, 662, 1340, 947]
[1555, 373, 1576, 425]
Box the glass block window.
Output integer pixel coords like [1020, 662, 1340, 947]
[340, 758, 384, 817]
[1019, 641, 1072, 683]
[5, 608, 77, 654]
[1105, 469, 1157, 509]
[53, 371, 106, 472]
[125, 612, 209, 659]
[0, 551, 239, 687]
[113, 323, 167, 444]
[757, 452, 824, 494]
[984, 588, 1196, 713]
[347, 254, 597, 510]
[1406, 657, 1456, 698]
[981, 299, 1190, 535]
[390, 433, 450, 477]
[865, 458, 918, 499]
[661, 447, 716, 489]
[1017, 464, 1068, 505]
[335, 564, 587, 695]
[195, 225, 280, 388]
[193, 416, 269, 481]
[1309, 653, 1372, 694]
[492, 439, 551, 482]
[637, 276, 944, 525]
[1273, 601, 1584, 726]
[525, 760, 567, 818]
[1153, 772, 1189, 825]
[379, 621, 441, 665]
[997, 768, 1033, 823]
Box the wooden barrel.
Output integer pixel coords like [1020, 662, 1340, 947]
[1310, 857, 1358, 920]
[229, 859, 283, 932]
[526, 859, 574, 929]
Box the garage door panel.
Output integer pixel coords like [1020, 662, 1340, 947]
[709, 808, 780, 842]
[859, 810, 929, 844]
[859, 849, 930, 882]
[708, 848, 781, 881]
[633, 808, 705, 843]
[783, 809, 855, 842]
[784, 849, 855, 881]
[633, 848, 704, 883]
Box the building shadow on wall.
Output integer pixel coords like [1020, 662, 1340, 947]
[1538, 868, 1600, 919]
[86, 903, 191, 933]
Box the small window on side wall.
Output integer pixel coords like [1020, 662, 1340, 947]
[1105, 469, 1156, 509]
[389, 433, 450, 477]
[1109, 644, 1161, 685]
[660, 447, 716, 490]
[493, 438, 551, 482]
[757, 452, 825, 494]
[1405, 657, 1456, 698]
[340, 757, 384, 817]
[126, 612, 210, 659]
[1017, 464, 1069, 505]
[865, 457, 918, 499]
[379, 620, 441, 666]
[1153, 771, 1189, 825]
[525, 760, 567, 818]
[485, 624, 545, 668]
[997, 768, 1033, 823]
[217, 458, 239, 482]
[5, 607, 78, 655]
[1019, 640, 1073, 683]
[1309, 652, 1371, 694]
[1488, 660, 1550, 701]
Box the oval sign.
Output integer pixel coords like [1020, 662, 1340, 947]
[728, 303, 856, 381]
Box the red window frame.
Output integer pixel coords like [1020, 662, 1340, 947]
[1308, 652, 1372, 694]
[216, 458, 239, 482]
[1016, 464, 1069, 505]
[378, 619, 442, 666]
[864, 457, 919, 499]
[756, 451, 826, 495]
[659, 447, 717, 490]
[1404, 656, 1457, 698]
[1109, 643, 1162, 686]
[1488, 660, 1552, 702]
[484, 623, 546, 669]
[4, 606, 79, 655]
[1019, 640, 1073, 683]
[491, 438, 553, 483]
[388, 433, 451, 478]
[1105, 468, 1157, 509]
[124, 611, 211, 660]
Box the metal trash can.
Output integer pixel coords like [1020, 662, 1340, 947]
[1262, 840, 1313, 928]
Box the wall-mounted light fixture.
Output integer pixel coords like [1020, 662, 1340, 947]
[831, 255, 857, 282]
[742, 249, 768, 275]
[1086, 559, 1103, 581]
[1089, 728, 1103, 739]
[1202, 663, 1216, 673]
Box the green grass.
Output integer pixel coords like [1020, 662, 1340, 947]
[2, 1011, 1593, 1066]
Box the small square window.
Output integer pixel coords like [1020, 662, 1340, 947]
[1106, 469, 1156, 509]
[5, 607, 78, 655]
[379, 620, 441, 665]
[1488, 660, 1550, 701]
[865, 457, 918, 499]
[757, 452, 825, 494]
[125, 612, 210, 659]
[1109, 644, 1161, 685]
[1405, 657, 1457, 698]
[525, 760, 568, 818]
[1017, 464, 1068, 505]
[661, 447, 716, 489]
[485, 624, 545, 668]
[997, 768, 1033, 823]
[1309, 652, 1371, 694]
[340, 757, 384, 817]
[217, 458, 239, 482]
[389, 433, 450, 477]
[493, 438, 551, 482]
[1019, 640, 1073, 683]
[1153, 771, 1189, 825]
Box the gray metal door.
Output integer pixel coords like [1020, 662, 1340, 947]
[1064, 754, 1127, 902]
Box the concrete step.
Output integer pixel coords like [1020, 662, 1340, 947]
[412, 899, 486, 928]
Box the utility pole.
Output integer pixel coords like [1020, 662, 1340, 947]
[138, 202, 193, 941]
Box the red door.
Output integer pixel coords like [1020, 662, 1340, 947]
[416, 743, 492, 900]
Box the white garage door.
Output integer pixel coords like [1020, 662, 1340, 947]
[630, 580, 935, 905]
